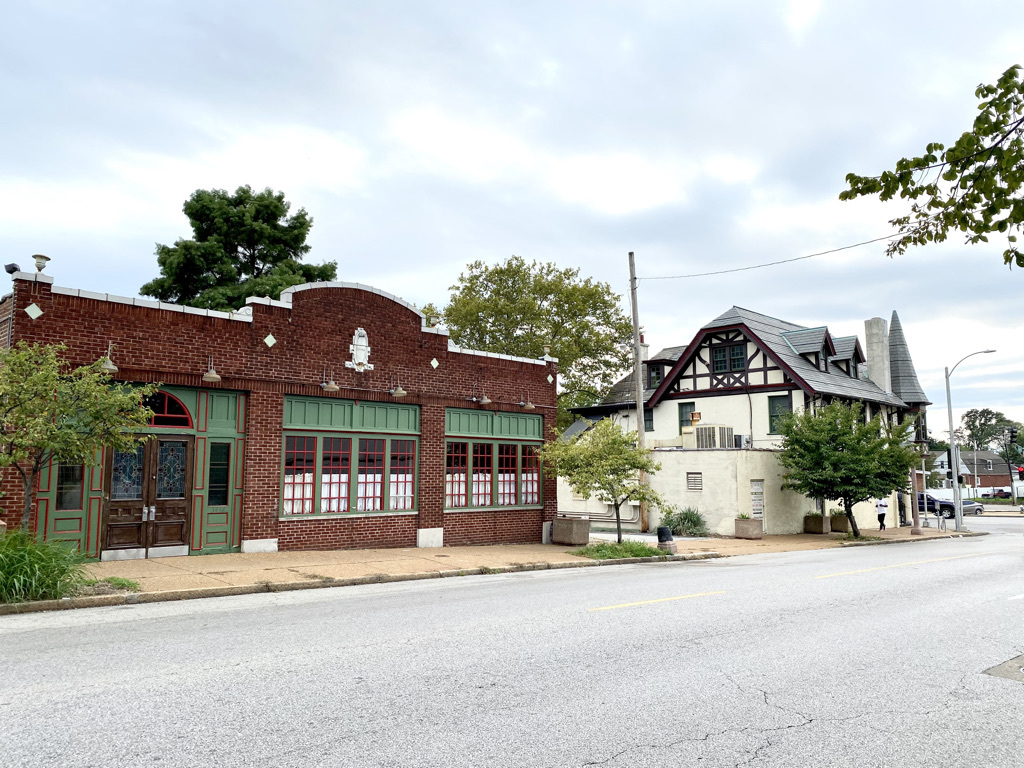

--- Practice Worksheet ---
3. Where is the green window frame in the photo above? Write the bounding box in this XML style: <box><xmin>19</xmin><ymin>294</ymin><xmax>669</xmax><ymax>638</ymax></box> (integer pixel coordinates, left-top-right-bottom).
<box><xmin>730</xmin><ymin>344</ymin><xmax>746</xmax><ymax>371</ymax></box>
<box><xmin>55</xmin><ymin>464</ymin><xmax>85</xmax><ymax>511</ymax></box>
<box><xmin>712</xmin><ymin>347</ymin><xmax>727</xmax><ymax>372</ymax></box>
<box><xmin>678</xmin><ymin>402</ymin><xmax>696</xmax><ymax>433</ymax></box>
<box><xmin>207</xmin><ymin>443</ymin><xmax>231</xmax><ymax>507</ymax></box>
<box><xmin>644</xmin><ymin>409</ymin><xmax>654</xmax><ymax>432</ymax></box>
<box><xmin>281</xmin><ymin>432</ymin><xmax>418</xmax><ymax>516</ymax></box>
<box><xmin>648</xmin><ymin>365</ymin><xmax>663</xmax><ymax>389</ymax></box>
<box><xmin>444</xmin><ymin>439</ymin><xmax>542</xmax><ymax>510</ymax></box>
<box><xmin>768</xmin><ymin>394</ymin><xmax>792</xmax><ymax>435</ymax></box>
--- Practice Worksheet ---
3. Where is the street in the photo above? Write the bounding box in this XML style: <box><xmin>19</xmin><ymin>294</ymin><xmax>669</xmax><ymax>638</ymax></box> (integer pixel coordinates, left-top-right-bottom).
<box><xmin>3</xmin><ymin>518</ymin><xmax>1023</xmax><ymax>768</ymax></box>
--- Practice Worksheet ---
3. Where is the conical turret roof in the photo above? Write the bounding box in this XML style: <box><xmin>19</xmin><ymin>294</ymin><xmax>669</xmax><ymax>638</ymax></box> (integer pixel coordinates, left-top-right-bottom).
<box><xmin>888</xmin><ymin>311</ymin><xmax>930</xmax><ymax>405</ymax></box>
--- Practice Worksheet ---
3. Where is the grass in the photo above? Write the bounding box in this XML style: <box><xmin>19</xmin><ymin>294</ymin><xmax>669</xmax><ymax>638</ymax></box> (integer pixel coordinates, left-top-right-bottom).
<box><xmin>571</xmin><ymin>541</ymin><xmax>666</xmax><ymax>560</ymax></box>
<box><xmin>659</xmin><ymin>506</ymin><xmax>709</xmax><ymax>537</ymax></box>
<box><xmin>840</xmin><ymin>533</ymin><xmax>883</xmax><ymax>542</ymax></box>
<box><xmin>0</xmin><ymin>529</ymin><xmax>88</xmax><ymax>603</ymax></box>
<box><xmin>79</xmin><ymin>576</ymin><xmax>142</xmax><ymax>594</ymax></box>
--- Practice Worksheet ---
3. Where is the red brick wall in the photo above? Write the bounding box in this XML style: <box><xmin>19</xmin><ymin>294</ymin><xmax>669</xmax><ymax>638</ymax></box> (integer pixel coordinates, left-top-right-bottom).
<box><xmin>3</xmin><ymin>276</ymin><xmax>559</xmax><ymax>549</ymax></box>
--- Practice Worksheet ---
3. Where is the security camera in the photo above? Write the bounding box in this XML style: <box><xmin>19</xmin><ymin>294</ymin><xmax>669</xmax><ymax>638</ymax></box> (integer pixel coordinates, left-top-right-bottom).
<box><xmin>4</xmin><ymin>264</ymin><xmax>20</xmax><ymax>275</ymax></box>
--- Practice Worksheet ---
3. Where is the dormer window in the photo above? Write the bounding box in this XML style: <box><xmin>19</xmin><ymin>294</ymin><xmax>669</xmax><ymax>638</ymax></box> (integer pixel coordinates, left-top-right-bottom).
<box><xmin>730</xmin><ymin>344</ymin><xmax>745</xmax><ymax>371</ymax></box>
<box><xmin>648</xmin><ymin>365</ymin><xmax>663</xmax><ymax>389</ymax></box>
<box><xmin>714</xmin><ymin>344</ymin><xmax>746</xmax><ymax>373</ymax></box>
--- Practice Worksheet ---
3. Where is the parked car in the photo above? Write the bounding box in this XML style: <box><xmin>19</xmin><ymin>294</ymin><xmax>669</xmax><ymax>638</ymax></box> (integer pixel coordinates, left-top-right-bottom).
<box><xmin>981</xmin><ymin>491</ymin><xmax>1012</xmax><ymax>499</ymax></box>
<box><xmin>916</xmin><ymin>492</ymin><xmax>983</xmax><ymax>519</ymax></box>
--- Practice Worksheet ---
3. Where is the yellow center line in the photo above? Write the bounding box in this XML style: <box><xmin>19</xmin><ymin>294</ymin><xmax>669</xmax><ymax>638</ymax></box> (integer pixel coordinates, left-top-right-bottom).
<box><xmin>816</xmin><ymin>553</ymin><xmax>985</xmax><ymax>579</ymax></box>
<box><xmin>589</xmin><ymin>590</ymin><xmax>726</xmax><ymax>612</ymax></box>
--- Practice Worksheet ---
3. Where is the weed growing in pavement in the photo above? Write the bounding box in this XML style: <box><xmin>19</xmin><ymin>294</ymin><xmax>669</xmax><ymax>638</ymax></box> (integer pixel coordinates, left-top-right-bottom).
<box><xmin>571</xmin><ymin>541</ymin><xmax>666</xmax><ymax>560</ymax></box>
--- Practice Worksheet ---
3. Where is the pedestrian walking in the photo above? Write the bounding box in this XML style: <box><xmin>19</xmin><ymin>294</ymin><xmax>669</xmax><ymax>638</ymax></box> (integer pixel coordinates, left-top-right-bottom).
<box><xmin>876</xmin><ymin>498</ymin><xmax>888</xmax><ymax>531</ymax></box>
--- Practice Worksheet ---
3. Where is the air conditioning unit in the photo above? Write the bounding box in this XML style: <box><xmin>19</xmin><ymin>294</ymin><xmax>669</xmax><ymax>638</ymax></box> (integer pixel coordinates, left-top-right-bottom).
<box><xmin>734</xmin><ymin>434</ymin><xmax>751</xmax><ymax>449</ymax></box>
<box><xmin>682</xmin><ymin>424</ymin><xmax>734</xmax><ymax>450</ymax></box>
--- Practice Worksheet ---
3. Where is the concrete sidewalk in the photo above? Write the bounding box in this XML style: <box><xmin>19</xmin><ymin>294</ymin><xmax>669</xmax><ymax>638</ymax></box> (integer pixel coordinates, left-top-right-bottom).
<box><xmin>0</xmin><ymin>525</ymin><xmax>984</xmax><ymax>615</ymax></box>
<box><xmin>85</xmin><ymin>524</ymin><xmax>973</xmax><ymax>594</ymax></box>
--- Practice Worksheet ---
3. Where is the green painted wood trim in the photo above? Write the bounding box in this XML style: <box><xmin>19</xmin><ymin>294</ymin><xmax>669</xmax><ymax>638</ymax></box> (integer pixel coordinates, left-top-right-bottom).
<box><xmin>445</xmin><ymin>408</ymin><xmax>542</xmax><ymax>438</ymax></box>
<box><xmin>283</xmin><ymin>396</ymin><xmax>420</xmax><ymax>434</ymax></box>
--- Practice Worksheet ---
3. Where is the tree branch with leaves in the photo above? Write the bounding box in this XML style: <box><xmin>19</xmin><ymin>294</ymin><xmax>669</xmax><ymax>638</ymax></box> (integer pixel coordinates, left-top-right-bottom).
<box><xmin>841</xmin><ymin>65</ymin><xmax>1024</xmax><ymax>267</ymax></box>
<box><xmin>0</xmin><ymin>343</ymin><xmax>158</xmax><ymax>531</ymax></box>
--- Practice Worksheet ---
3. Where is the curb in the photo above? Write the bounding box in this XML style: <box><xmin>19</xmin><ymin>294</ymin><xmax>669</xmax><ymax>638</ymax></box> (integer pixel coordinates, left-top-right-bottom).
<box><xmin>0</xmin><ymin>552</ymin><xmax>721</xmax><ymax>616</ymax></box>
<box><xmin>838</xmin><ymin>531</ymin><xmax>988</xmax><ymax>547</ymax></box>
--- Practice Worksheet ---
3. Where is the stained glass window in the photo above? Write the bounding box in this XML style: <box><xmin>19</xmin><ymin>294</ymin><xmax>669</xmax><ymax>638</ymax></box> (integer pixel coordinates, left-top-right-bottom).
<box><xmin>156</xmin><ymin>441</ymin><xmax>188</xmax><ymax>499</ymax></box>
<box><xmin>111</xmin><ymin>446</ymin><xmax>145</xmax><ymax>501</ymax></box>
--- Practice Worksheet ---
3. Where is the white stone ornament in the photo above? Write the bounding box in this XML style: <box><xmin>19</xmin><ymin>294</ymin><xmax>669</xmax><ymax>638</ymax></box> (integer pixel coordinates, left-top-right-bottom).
<box><xmin>264</xmin><ymin>334</ymin><xmax>277</xmax><ymax>348</ymax></box>
<box><xmin>24</xmin><ymin>303</ymin><xmax>43</xmax><ymax>320</ymax></box>
<box><xmin>346</xmin><ymin>328</ymin><xmax>374</xmax><ymax>372</ymax></box>
<box><xmin>430</xmin><ymin>358</ymin><xmax>439</xmax><ymax>369</ymax></box>
<box><xmin>547</xmin><ymin>374</ymin><xmax>554</xmax><ymax>384</ymax></box>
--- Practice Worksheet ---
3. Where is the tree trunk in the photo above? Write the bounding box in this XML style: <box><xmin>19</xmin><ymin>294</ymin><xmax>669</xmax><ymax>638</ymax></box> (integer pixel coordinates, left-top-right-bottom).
<box><xmin>845</xmin><ymin>498</ymin><xmax>860</xmax><ymax>538</ymax></box>
<box><xmin>614</xmin><ymin>501</ymin><xmax>623</xmax><ymax>544</ymax></box>
<box><xmin>20</xmin><ymin>472</ymin><xmax>35</xmax><ymax>532</ymax></box>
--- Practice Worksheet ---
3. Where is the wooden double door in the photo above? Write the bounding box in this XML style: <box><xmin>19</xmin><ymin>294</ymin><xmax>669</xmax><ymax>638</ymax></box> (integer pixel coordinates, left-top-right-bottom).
<box><xmin>102</xmin><ymin>436</ymin><xmax>194</xmax><ymax>560</ymax></box>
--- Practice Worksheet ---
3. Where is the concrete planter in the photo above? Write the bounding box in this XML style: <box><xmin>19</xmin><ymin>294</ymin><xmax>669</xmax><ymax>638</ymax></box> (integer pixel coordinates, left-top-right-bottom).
<box><xmin>829</xmin><ymin>515</ymin><xmax>850</xmax><ymax>533</ymax></box>
<box><xmin>552</xmin><ymin>516</ymin><xmax>591</xmax><ymax>546</ymax></box>
<box><xmin>803</xmin><ymin>515</ymin><xmax>831</xmax><ymax>534</ymax></box>
<box><xmin>734</xmin><ymin>518</ymin><xmax>763</xmax><ymax>540</ymax></box>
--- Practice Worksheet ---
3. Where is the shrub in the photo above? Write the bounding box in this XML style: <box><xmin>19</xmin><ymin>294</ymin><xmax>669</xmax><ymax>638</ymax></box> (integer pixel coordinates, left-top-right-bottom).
<box><xmin>571</xmin><ymin>541</ymin><xmax>665</xmax><ymax>559</ymax></box>
<box><xmin>0</xmin><ymin>530</ymin><xmax>87</xmax><ymax>603</ymax></box>
<box><xmin>659</xmin><ymin>506</ymin><xmax>709</xmax><ymax>537</ymax></box>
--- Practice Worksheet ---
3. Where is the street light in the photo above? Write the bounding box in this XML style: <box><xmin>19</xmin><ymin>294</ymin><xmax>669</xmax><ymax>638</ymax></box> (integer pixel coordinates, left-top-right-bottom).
<box><xmin>945</xmin><ymin>349</ymin><xmax>996</xmax><ymax>532</ymax></box>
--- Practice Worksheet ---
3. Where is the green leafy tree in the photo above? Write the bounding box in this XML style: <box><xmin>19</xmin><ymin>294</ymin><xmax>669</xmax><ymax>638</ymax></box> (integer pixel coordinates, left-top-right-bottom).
<box><xmin>776</xmin><ymin>400</ymin><xmax>920</xmax><ymax>538</ymax></box>
<box><xmin>141</xmin><ymin>186</ymin><xmax>336</xmax><ymax>311</ymax></box>
<box><xmin>840</xmin><ymin>65</ymin><xmax>1024</xmax><ymax>267</ymax></box>
<box><xmin>927</xmin><ymin>435</ymin><xmax>949</xmax><ymax>451</ymax></box>
<box><xmin>0</xmin><ymin>343</ymin><xmax>158</xmax><ymax>532</ymax></box>
<box><xmin>441</xmin><ymin>257</ymin><xmax>633</xmax><ymax>428</ymax></box>
<box><xmin>953</xmin><ymin>408</ymin><xmax>1015</xmax><ymax>449</ymax></box>
<box><xmin>539</xmin><ymin>418</ymin><xmax>669</xmax><ymax>543</ymax></box>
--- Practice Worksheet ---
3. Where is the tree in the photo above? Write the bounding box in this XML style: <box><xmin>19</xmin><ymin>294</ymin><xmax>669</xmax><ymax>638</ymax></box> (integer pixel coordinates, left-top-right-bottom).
<box><xmin>0</xmin><ymin>343</ymin><xmax>158</xmax><ymax>531</ymax></box>
<box><xmin>927</xmin><ymin>435</ymin><xmax>949</xmax><ymax>451</ymax></box>
<box><xmin>840</xmin><ymin>65</ymin><xmax>1024</xmax><ymax>267</ymax></box>
<box><xmin>775</xmin><ymin>400</ymin><xmax>920</xmax><ymax>538</ymax></box>
<box><xmin>141</xmin><ymin>186</ymin><xmax>337</xmax><ymax>311</ymax></box>
<box><xmin>539</xmin><ymin>418</ymin><xmax>669</xmax><ymax>544</ymax></box>
<box><xmin>441</xmin><ymin>257</ymin><xmax>633</xmax><ymax>428</ymax></box>
<box><xmin>953</xmin><ymin>408</ymin><xmax>1014</xmax><ymax>449</ymax></box>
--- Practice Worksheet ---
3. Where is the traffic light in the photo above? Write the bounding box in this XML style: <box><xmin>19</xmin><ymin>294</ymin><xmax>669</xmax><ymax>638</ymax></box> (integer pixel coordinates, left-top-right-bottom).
<box><xmin>1011</xmin><ymin>427</ymin><xmax>1019</xmax><ymax>443</ymax></box>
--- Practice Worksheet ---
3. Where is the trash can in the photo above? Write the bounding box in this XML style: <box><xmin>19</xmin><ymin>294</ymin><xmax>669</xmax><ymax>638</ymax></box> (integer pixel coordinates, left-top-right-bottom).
<box><xmin>657</xmin><ymin>525</ymin><xmax>673</xmax><ymax>542</ymax></box>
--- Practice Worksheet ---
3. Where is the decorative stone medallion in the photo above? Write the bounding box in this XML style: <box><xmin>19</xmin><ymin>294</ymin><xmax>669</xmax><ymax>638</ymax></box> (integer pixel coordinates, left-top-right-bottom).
<box><xmin>346</xmin><ymin>328</ymin><xmax>374</xmax><ymax>372</ymax></box>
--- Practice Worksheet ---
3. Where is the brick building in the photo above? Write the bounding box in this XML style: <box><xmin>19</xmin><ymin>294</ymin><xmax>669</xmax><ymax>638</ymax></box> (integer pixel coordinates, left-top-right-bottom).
<box><xmin>0</xmin><ymin>264</ymin><xmax>558</xmax><ymax>559</ymax></box>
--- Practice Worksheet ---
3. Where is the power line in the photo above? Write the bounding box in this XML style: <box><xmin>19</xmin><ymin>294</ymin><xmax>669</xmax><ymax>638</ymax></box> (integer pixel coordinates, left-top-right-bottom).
<box><xmin>639</xmin><ymin>233</ymin><xmax>900</xmax><ymax>281</ymax></box>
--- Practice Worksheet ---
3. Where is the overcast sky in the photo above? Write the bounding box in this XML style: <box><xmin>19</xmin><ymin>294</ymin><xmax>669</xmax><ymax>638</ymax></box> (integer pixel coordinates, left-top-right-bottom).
<box><xmin>2</xmin><ymin>1</ymin><xmax>1022</xmax><ymax>437</ymax></box>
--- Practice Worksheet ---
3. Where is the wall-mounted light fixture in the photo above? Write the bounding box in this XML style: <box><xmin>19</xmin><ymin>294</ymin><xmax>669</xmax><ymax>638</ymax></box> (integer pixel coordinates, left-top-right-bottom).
<box><xmin>390</xmin><ymin>375</ymin><xmax>407</xmax><ymax>398</ymax></box>
<box><xmin>202</xmin><ymin>355</ymin><xmax>221</xmax><ymax>383</ymax></box>
<box><xmin>467</xmin><ymin>385</ymin><xmax>491</xmax><ymax>406</ymax></box>
<box><xmin>101</xmin><ymin>342</ymin><xmax>119</xmax><ymax>375</ymax></box>
<box><xmin>321</xmin><ymin>366</ymin><xmax>340</xmax><ymax>392</ymax></box>
<box><xmin>518</xmin><ymin>393</ymin><xmax>535</xmax><ymax>410</ymax></box>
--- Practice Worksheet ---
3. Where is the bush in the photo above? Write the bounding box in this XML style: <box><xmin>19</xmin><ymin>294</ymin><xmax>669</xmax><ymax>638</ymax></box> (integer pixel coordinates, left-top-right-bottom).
<box><xmin>0</xmin><ymin>529</ymin><xmax>87</xmax><ymax>603</ymax></box>
<box><xmin>571</xmin><ymin>541</ymin><xmax>665</xmax><ymax>559</ymax></box>
<box><xmin>659</xmin><ymin>506</ymin><xmax>709</xmax><ymax>537</ymax></box>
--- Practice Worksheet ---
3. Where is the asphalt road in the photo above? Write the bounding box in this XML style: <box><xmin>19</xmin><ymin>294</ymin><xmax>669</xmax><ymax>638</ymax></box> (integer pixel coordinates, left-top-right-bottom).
<box><xmin>3</xmin><ymin>518</ymin><xmax>1024</xmax><ymax>768</ymax></box>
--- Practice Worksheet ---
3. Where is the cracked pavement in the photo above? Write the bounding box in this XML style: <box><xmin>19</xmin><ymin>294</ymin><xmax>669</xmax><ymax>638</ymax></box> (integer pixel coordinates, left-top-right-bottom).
<box><xmin>2</xmin><ymin>517</ymin><xmax>1023</xmax><ymax>767</ymax></box>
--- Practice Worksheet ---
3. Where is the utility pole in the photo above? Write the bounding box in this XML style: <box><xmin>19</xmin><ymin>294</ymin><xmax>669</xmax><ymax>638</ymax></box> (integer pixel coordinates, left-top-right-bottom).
<box><xmin>628</xmin><ymin>252</ymin><xmax>649</xmax><ymax>532</ymax></box>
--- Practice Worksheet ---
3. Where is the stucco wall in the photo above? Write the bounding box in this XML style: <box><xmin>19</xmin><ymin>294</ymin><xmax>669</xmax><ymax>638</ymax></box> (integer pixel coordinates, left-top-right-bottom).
<box><xmin>556</xmin><ymin>446</ymin><xmax>899</xmax><ymax>536</ymax></box>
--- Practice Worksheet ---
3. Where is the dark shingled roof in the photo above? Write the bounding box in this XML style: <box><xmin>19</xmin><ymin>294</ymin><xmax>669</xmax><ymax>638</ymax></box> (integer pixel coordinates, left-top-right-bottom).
<box><xmin>781</xmin><ymin>327</ymin><xmax>830</xmax><ymax>355</ymax></box>
<box><xmin>698</xmin><ymin>307</ymin><xmax>906</xmax><ymax>407</ymax></box>
<box><xmin>831</xmin><ymin>335</ymin><xmax>860</xmax><ymax>360</ymax></box>
<box><xmin>888</xmin><ymin>311</ymin><xmax>930</xmax><ymax>405</ymax></box>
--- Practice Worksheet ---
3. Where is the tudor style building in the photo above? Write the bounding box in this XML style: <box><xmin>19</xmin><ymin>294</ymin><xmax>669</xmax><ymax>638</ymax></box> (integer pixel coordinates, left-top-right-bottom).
<box><xmin>563</xmin><ymin>306</ymin><xmax>930</xmax><ymax>535</ymax></box>
<box><xmin>0</xmin><ymin>263</ymin><xmax>558</xmax><ymax>559</ymax></box>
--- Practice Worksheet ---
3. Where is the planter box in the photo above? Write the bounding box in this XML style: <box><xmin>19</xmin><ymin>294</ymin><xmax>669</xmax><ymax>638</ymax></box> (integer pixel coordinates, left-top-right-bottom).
<box><xmin>734</xmin><ymin>518</ymin><xmax>763</xmax><ymax>540</ymax></box>
<box><xmin>552</xmin><ymin>516</ymin><xmax>591</xmax><ymax>546</ymax></box>
<box><xmin>803</xmin><ymin>515</ymin><xmax>831</xmax><ymax>534</ymax></box>
<box><xmin>829</xmin><ymin>515</ymin><xmax>850</xmax><ymax>533</ymax></box>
